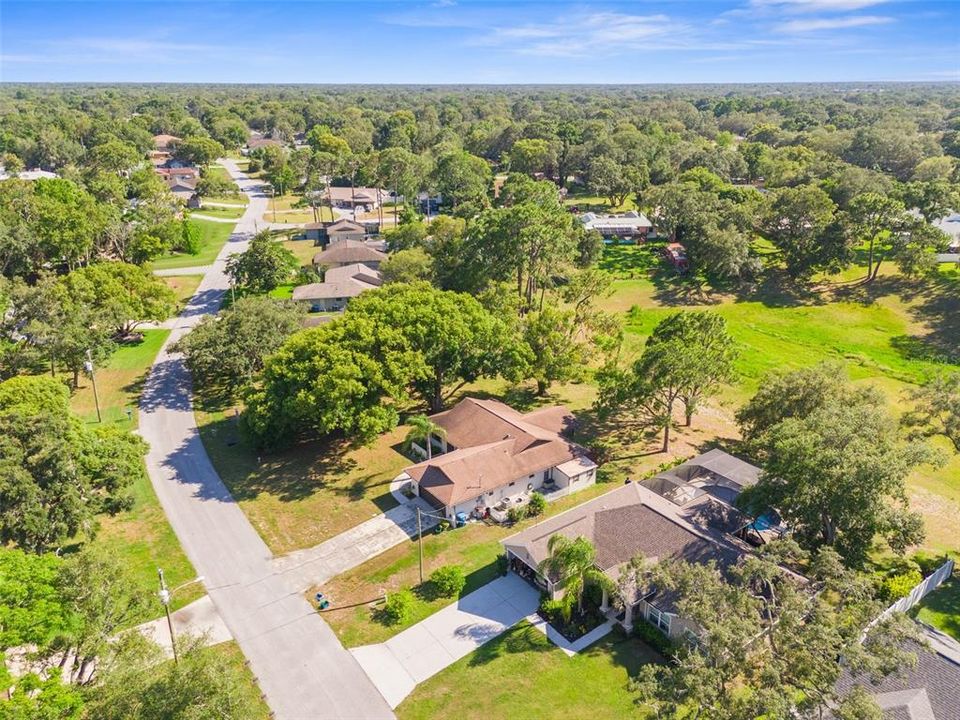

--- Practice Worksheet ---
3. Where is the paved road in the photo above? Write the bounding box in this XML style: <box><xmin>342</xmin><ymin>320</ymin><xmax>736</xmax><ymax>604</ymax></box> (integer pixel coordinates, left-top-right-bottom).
<box><xmin>139</xmin><ymin>159</ymin><xmax>394</xmax><ymax>720</ymax></box>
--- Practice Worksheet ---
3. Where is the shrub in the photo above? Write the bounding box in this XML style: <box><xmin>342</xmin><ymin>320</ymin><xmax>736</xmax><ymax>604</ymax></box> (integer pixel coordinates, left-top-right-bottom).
<box><xmin>429</xmin><ymin>565</ymin><xmax>467</xmax><ymax>598</ymax></box>
<box><xmin>528</xmin><ymin>492</ymin><xmax>546</xmax><ymax>517</ymax></box>
<box><xmin>880</xmin><ymin>570</ymin><xmax>923</xmax><ymax>602</ymax></box>
<box><xmin>382</xmin><ymin>588</ymin><xmax>414</xmax><ymax>625</ymax></box>
<box><xmin>496</xmin><ymin>554</ymin><xmax>509</xmax><ymax>576</ymax></box>
<box><xmin>634</xmin><ymin>618</ymin><xmax>676</xmax><ymax>657</ymax></box>
<box><xmin>507</xmin><ymin>506</ymin><xmax>528</xmax><ymax>524</ymax></box>
<box><xmin>540</xmin><ymin>597</ymin><xmax>569</xmax><ymax>626</ymax></box>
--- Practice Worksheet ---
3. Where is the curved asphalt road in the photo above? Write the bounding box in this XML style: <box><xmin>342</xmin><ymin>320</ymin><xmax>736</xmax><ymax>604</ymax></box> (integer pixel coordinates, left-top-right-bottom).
<box><xmin>139</xmin><ymin>160</ymin><xmax>394</xmax><ymax>720</ymax></box>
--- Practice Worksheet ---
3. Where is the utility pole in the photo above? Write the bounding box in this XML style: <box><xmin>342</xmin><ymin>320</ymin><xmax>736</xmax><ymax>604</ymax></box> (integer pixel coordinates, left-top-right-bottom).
<box><xmin>156</xmin><ymin>569</ymin><xmax>204</xmax><ymax>665</ymax></box>
<box><xmin>417</xmin><ymin>506</ymin><xmax>424</xmax><ymax>584</ymax></box>
<box><xmin>84</xmin><ymin>349</ymin><xmax>101</xmax><ymax>423</ymax></box>
<box><xmin>157</xmin><ymin>568</ymin><xmax>178</xmax><ymax>665</ymax></box>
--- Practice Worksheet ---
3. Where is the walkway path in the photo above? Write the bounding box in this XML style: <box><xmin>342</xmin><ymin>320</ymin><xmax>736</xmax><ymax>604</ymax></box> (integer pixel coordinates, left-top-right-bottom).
<box><xmin>138</xmin><ymin>159</ymin><xmax>393</xmax><ymax>719</ymax></box>
<box><xmin>273</xmin><ymin>497</ymin><xmax>439</xmax><ymax>591</ymax></box>
<box><xmin>135</xmin><ymin>596</ymin><xmax>232</xmax><ymax>658</ymax></box>
<box><xmin>350</xmin><ymin>573</ymin><xmax>540</xmax><ymax>708</ymax></box>
<box><xmin>187</xmin><ymin>212</ymin><xmax>238</xmax><ymax>223</ymax></box>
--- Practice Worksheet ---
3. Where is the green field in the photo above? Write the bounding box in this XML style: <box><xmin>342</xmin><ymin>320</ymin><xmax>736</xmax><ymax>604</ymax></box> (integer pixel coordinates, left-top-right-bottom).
<box><xmin>192</xmin><ymin>204</ymin><xmax>245</xmax><ymax>220</ymax></box>
<box><xmin>149</xmin><ymin>218</ymin><xmax>234</xmax><ymax>270</ymax></box>
<box><xmin>397</xmin><ymin>622</ymin><xmax>660</xmax><ymax>720</ymax></box>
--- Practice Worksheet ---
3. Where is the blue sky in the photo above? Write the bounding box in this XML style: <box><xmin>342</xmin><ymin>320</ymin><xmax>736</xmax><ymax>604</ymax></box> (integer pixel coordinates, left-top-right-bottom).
<box><xmin>1</xmin><ymin>0</ymin><xmax>957</xmax><ymax>84</ymax></box>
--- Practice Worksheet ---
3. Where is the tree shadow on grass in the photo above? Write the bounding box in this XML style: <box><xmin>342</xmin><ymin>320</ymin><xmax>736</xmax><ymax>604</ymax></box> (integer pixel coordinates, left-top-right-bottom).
<box><xmin>466</xmin><ymin>623</ymin><xmax>556</xmax><ymax>667</ymax></box>
<box><xmin>834</xmin><ymin>274</ymin><xmax>960</xmax><ymax>366</ymax></box>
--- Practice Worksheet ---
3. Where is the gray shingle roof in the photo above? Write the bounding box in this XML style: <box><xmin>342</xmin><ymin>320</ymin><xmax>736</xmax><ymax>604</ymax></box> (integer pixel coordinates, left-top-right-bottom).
<box><xmin>835</xmin><ymin>627</ymin><xmax>960</xmax><ymax>720</ymax></box>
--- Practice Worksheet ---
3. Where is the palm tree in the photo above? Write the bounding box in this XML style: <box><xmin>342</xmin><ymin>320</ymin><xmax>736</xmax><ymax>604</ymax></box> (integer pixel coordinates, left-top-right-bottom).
<box><xmin>538</xmin><ymin>535</ymin><xmax>614</xmax><ymax>622</ymax></box>
<box><xmin>405</xmin><ymin>414</ymin><xmax>446</xmax><ymax>460</ymax></box>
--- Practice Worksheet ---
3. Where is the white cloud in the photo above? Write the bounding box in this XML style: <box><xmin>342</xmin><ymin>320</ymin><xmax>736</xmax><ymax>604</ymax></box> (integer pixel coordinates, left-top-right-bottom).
<box><xmin>751</xmin><ymin>0</ymin><xmax>890</xmax><ymax>10</ymax></box>
<box><xmin>472</xmin><ymin>12</ymin><xmax>688</xmax><ymax>57</ymax></box>
<box><xmin>776</xmin><ymin>15</ymin><xmax>894</xmax><ymax>32</ymax></box>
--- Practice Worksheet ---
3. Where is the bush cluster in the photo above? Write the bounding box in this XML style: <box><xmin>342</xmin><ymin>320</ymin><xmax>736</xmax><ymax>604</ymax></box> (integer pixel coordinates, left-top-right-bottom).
<box><xmin>430</xmin><ymin>565</ymin><xmax>467</xmax><ymax>598</ymax></box>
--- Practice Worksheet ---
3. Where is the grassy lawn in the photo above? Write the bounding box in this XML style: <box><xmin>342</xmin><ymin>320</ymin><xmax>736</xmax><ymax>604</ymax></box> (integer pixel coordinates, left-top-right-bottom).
<box><xmin>89</xmin><ymin>470</ymin><xmax>204</xmax><ymax>620</ymax></box>
<box><xmin>282</xmin><ymin>237</ymin><xmax>319</xmax><ymax>267</ymax></box>
<box><xmin>191</xmin><ymin>204</ymin><xmax>245</xmax><ymax>220</ymax></box>
<box><xmin>563</xmin><ymin>191</ymin><xmax>639</xmax><ymax>214</ymax></box>
<box><xmin>149</xmin><ymin>219</ymin><xmax>233</xmax><ymax>270</ymax></box>
<box><xmin>70</xmin><ymin>329</ymin><xmax>170</xmax><ymax>428</ymax></box>
<box><xmin>263</xmin><ymin>208</ymin><xmax>334</xmax><ymax>224</ymax></box>
<box><xmin>202</xmin><ymin>193</ymin><xmax>248</xmax><ymax>206</ymax></box>
<box><xmin>195</xmin><ymin>403</ymin><xmax>407</xmax><ymax>555</ymax></box>
<box><xmin>203</xmin><ymin>164</ymin><xmax>232</xmax><ymax>183</ymax></box>
<box><xmin>397</xmin><ymin>622</ymin><xmax>660</xmax><ymax>720</ymax></box>
<box><xmin>162</xmin><ymin>274</ymin><xmax>203</xmax><ymax>313</ymax></box>
<box><xmin>65</xmin><ymin>329</ymin><xmax>203</xmax><ymax>622</ymax></box>
<box><xmin>912</xmin><ymin>574</ymin><xmax>960</xmax><ymax>641</ymax></box>
<box><xmin>319</xmin><ymin>479</ymin><xmax>622</xmax><ymax>648</ymax></box>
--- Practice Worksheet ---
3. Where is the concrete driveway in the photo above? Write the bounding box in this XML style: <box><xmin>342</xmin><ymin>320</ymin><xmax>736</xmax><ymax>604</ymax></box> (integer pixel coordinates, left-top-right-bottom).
<box><xmin>273</xmin><ymin>497</ymin><xmax>439</xmax><ymax>591</ymax></box>
<box><xmin>351</xmin><ymin>573</ymin><xmax>540</xmax><ymax>708</ymax></box>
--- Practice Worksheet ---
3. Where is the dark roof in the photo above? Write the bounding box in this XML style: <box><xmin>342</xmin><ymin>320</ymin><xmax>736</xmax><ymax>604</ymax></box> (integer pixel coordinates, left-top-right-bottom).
<box><xmin>835</xmin><ymin>627</ymin><xmax>960</xmax><ymax>720</ymax></box>
<box><xmin>502</xmin><ymin>482</ymin><xmax>746</xmax><ymax>613</ymax></box>
<box><xmin>642</xmin><ymin>449</ymin><xmax>760</xmax><ymax>507</ymax></box>
<box><xmin>312</xmin><ymin>240</ymin><xmax>386</xmax><ymax>266</ymax></box>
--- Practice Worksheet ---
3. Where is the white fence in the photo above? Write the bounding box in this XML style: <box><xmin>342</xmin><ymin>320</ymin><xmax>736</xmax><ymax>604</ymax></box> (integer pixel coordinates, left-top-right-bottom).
<box><xmin>863</xmin><ymin>558</ymin><xmax>955</xmax><ymax>637</ymax></box>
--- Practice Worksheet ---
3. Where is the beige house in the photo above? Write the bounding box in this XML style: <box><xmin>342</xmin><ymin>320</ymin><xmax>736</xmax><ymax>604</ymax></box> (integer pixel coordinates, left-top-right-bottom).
<box><xmin>312</xmin><ymin>239</ymin><xmax>386</xmax><ymax>269</ymax></box>
<box><xmin>291</xmin><ymin>263</ymin><xmax>382</xmax><ymax>312</ymax></box>
<box><xmin>327</xmin><ymin>186</ymin><xmax>388</xmax><ymax>210</ymax></box>
<box><xmin>304</xmin><ymin>218</ymin><xmax>367</xmax><ymax>245</ymax></box>
<box><xmin>401</xmin><ymin>398</ymin><xmax>597</xmax><ymax>522</ymax></box>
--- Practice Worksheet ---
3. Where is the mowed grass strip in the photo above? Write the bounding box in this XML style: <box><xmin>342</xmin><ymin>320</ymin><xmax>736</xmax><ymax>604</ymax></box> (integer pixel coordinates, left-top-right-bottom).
<box><xmin>66</xmin><ymin>329</ymin><xmax>203</xmax><ymax>622</ymax></box>
<box><xmin>70</xmin><ymin>329</ymin><xmax>170</xmax><ymax>428</ymax></box>
<box><xmin>149</xmin><ymin>218</ymin><xmax>234</xmax><ymax>270</ymax></box>
<box><xmin>397</xmin><ymin>622</ymin><xmax>661</xmax><ymax>720</ymax></box>
<box><xmin>192</xmin><ymin>204</ymin><xmax>245</xmax><ymax>220</ymax></box>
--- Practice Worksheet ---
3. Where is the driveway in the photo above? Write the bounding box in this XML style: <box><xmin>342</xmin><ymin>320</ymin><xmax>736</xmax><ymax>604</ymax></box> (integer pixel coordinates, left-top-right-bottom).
<box><xmin>350</xmin><ymin>573</ymin><xmax>540</xmax><ymax>708</ymax></box>
<box><xmin>138</xmin><ymin>159</ymin><xmax>394</xmax><ymax>719</ymax></box>
<box><xmin>274</xmin><ymin>497</ymin><xmax>439</xmax><ymax>591</ymax></box>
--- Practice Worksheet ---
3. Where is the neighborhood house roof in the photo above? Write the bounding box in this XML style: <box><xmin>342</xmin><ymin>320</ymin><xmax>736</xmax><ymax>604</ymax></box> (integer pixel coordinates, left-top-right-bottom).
<box><xmin>153</xmin><ymin>134</ymin><xmax>181</xmax><ymax>148</ymax></box>
<box><xmin>406</xmin><ymin>398</ymin><xmax>591</xmax><ymax>508</ymax></box>
<box><xmin>291</xmin><ymin>264</ymin><xmax>382</xmax><ymax>302</ymax></box>
<box><xmin>834</xmin><ymin>626</ymin><xmax>960</xmax><ymax>720</ymax></box>
<box><xmin>305</xmin><ymin>218</ymin><xmax>366</xmax><ymax>233</ymax></box>
<box><xmin>312</xmin><ymin>240</ymin><xmax>387</xmax><ymax>266</ymax></box>
<box><xmin>327</xmin><ymin>187</ymin><xmax>387</xmax><ymax>203</ymax></box>
<box><xmin>502</xmin><ymin>481</ymin><xmax>745</xmax><ymax>612</ymax></box>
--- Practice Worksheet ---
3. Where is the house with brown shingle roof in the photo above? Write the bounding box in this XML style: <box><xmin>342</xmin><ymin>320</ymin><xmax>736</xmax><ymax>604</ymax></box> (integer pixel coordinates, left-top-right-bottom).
<box><xmin>291</xmin><ymin>263</ymin><xmax>382</xmax><ymax>312</ymax></box>
<box><xmin>152</xmin><ymin>134</ymin><xmax>181</xmax><ymax>152</ymax></box>
<box><xmin>401</xmin><ymin>398</ymin><xmax>597</xmax><ymax>523</ymax></box>
<box><xmin>304</xmin><ymin>218</ymin><xmax>368</xmax><ymax>245</ymax></box>
<box><xmin>502</xmin><ymin>450</ymin><xmax>773</xmax><ymax>639</ymax></box>
<box><xmin>312</xmin><ymin>239</ymin><xmax>387</xmax><ymax>270</ymax></box>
